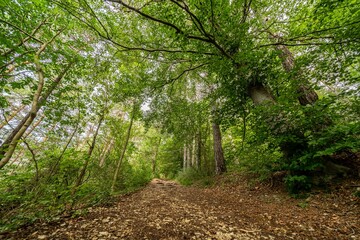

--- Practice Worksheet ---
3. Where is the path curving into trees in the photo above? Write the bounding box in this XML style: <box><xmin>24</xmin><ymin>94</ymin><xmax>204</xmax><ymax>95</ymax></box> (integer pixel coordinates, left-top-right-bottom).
<box><xmin>3</xmin><ymin>178</ymin><xmax>359</xmax><ymax>239</ymax></box>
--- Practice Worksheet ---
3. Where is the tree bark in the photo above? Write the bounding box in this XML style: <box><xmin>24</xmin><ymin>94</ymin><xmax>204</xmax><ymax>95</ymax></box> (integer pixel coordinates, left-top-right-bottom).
<box><xmin>212</xmin><ymin>122</ymin><xmax>226</xmax><ymax>175</ymax></box>
<box><xmin>111</xmin><ymin>103</ymin><xmax>136</xmax><ymax>193</ymax></box>
<box><xmin>0</xmin><ymin>45</ymin><xmax>47</xmax><ymax>168</ymax></box>
<box><xmin>273</xmin><ymin>40</ymin><xmax>318</xmax><ymax>106</ymax></box>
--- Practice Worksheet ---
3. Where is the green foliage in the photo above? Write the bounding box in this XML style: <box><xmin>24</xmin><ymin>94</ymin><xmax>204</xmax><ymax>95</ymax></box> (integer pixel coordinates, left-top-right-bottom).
<box><xmin>0</xmin><ymin>147</ymin><xmax>111</xmax><ymax>232</ymax></box>
<box><xmin>242</xmin><ymin>92</ymin><xmax>359</xmax><ymax>192</ymax></box>
<box><xmin>176</xmin><ymin>168</ymin><xmax>213</xmax><ymax>187</ymax></box>
<box><xmin>1</xmin><ymin>0</ymin><xmax>359</xmax><ymax>232</ymax></box>
<box><xmin>120</xmin><ymin>160</ymin><xmax>152</xmax><ymax>193</ymax></box>
<box><xmin>354</xmin><ymin>189</ymin><xmax>360</xmax><ymax>198</ymax></box>
<box><xmin>284</xmin><ymin>175</ymin><xmax>312</xmax><ymax>194</ymax></box>
<box><xmin>156</xmin><ymin>137</ymin><xmax>183</xmax><ymax>179</ymax></box>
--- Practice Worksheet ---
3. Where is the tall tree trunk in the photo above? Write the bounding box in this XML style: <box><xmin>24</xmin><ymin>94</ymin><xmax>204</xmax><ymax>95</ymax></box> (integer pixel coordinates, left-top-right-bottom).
<box><xmin>212</xmin><ymin>122</ymin><xmax>226</xmax><ymax>175</ymax></box>
<box><xmin>203</xmin><ymin>121</ymin><xmax>211</xmax><ymax>174</ymax></box>
<box><xmin>111</xmin><ymin>103</ymin><xmax>136</xmax><ymax>193</ymax></box>
<box><xmin>0</xmin><ymin>45</ymin><xmax>46</xmax><ymax>168</ymax></box>
<box><xmin>273</xmin><ymin>44</ymin><xmax>319</xmax><ymax>106</ymax></box>
<box><xmin>191</xmin><ymin>137</ymin><xmax>196</xmax><ymax>167</ymax></box>
<box><xmin>183</xmin><ymin>144</ymin><xmax>187</xmax><ymax>169</ymax></box>
<box><xmin>253</xmin><ymin>10</ymin><xmax>319</xmax><ymax>106</ymax></box>
<box><xmin>186</xmin><ymin>143</ymin><xmax>191</xmax><ymax>168</ymax></box>
<box><xmin>272</xmin><ymin>37</ymin><xmax>318</xmax><ymax>105</ymax></box>
<box><xmin>196</xmin><ymin>131</ymin><xmax>201</xmax><ymax>169</ymax></box>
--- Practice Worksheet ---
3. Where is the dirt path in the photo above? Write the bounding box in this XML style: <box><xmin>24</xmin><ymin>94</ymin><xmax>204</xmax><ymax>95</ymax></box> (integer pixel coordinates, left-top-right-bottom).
<box><xmin>2</xmin><ymin>178</ymin><xmax>360</xmax><ymax>239</ymax></box>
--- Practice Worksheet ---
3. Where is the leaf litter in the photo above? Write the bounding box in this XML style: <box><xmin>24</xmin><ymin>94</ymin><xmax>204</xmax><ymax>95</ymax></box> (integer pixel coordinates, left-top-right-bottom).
<box><xmin>1</xmin><ymin>178</ymin><xmax>359</xmax><ymax>239</ymax></box>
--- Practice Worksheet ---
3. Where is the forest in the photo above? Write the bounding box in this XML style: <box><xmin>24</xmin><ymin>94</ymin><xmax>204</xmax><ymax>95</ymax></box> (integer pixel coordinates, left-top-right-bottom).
<box><xmin>0</xmin><ymin>0</ymin><xmax>359</xmax><ymax>238</ymax></box>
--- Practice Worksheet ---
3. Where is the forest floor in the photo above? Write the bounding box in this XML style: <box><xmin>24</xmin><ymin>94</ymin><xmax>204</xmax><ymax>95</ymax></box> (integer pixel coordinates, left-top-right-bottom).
<box><xmin>1</xmin><ymin>176</ymin><xmax>360</xmax><ymax>240</ymax></box>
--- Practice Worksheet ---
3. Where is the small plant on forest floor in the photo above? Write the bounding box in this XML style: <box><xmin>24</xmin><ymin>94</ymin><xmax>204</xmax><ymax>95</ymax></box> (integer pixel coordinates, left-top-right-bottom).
<box><xmin>297</xmin><ymin>200</ymin><xmax>308</xmax><ymax>209</ymax></box>
<box><xmin>354</xmin><ymin>189</ymin><xmax>360</xmax><ymax>198</ymax></box>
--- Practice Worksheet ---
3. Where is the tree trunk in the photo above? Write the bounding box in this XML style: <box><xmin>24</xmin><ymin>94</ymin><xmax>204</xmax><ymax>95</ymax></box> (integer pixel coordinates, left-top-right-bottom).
<box><xmin>296</xmin><ymin>84</ymin><xmax>319</xmax><ymax>106</ymax></box>
<box><xmin>183</xmin><ymin>144</ymin><xmax>187</xmax><ymax>169</ymax></box>
<box><xmin>203</xmin><ymin>121</ymin><xmax>212</xmax><ymax>174</ymax></box>
<box><xmin>186</xmin><ymin>143</ymin><xmax>191</xmax><ymax>168</ymax></box>
<box><xmin>196</xmin><ymin>131</ymin><xmax>201</xmax><ymax>169</ymax></box>
<box><xmin>152</xmin><ymin>137</ymin><xmax>161</xmax><ymax>176</ymax></box>
<box><xmin>0</xmin><ymin>46</ymin><xmax>46</xmax><ymax>169</ymax></box>
<box><xmin>212</xmin><ymin>122</ymin><xmax>226</xmax><ymax>175</ymax></box>
<box><xmin>111</xmin><ymin>103</ymin><xmax>136</xmax><ymax>193</ymax></box>
<box><xmin>73</xmin><ymin>114</ymin><xmax>103</xmax><ymax>193</ymax></box>
<box><xmin>274</xmin><ymin>41</ymin><xmax>318</xmax><ymax>105</ymax></box>
<box><xmin>191</xmin><ymin>137</ymin><xmax>196</xmax><ymax>167</ymax></box>
<box><xmin>99</xmin><ymin>138</ymin><xmax>114</xmax><ymax>167</ymax></box>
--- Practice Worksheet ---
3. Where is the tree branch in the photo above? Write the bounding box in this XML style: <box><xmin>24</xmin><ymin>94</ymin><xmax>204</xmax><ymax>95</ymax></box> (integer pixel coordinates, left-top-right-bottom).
<box><xmin>156</xmin><ymin>63</ymin><xmax>207</xmax><ymax>88</ymax></box>
<box><xmin>56</xmin><ymin>1</ymin><xmax>217</xmax><ymax>57</ymax></box>
<box><xmin>106</xmin><ymin>0</ymin><xmax>212</xmax><ymax>43</ymax></box>
<box><xmin>168</xmin><ymin>0</ymin><xmax>233</xmax><ymax>60</ymax></box>
<box><xmin>0</xmin><ymin>19</ymin><xmax>44</xmax><ymax>46</ymax></box>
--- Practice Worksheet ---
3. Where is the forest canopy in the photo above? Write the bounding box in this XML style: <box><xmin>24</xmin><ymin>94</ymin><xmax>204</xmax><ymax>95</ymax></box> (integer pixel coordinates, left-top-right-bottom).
<box><xmin>0</xmin><ymin>0</ymin><xmax>359</xmax><ymax>232</ymax></box>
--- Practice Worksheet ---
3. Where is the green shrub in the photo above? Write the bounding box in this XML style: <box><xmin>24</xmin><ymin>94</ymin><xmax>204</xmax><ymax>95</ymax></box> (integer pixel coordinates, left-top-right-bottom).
<box><xmin>176</xmin><ymin>168</ymin><xmax>212</xmax><ymax>186</ymax></box>
<box><xmin>284</xmin><ymin>175</ymin><xmax>312</xmax><ymax>194</ymax></box>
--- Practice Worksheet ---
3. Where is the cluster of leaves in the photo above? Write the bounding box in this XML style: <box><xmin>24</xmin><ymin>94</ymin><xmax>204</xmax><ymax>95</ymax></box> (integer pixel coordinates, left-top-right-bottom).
<box><xmin>1</xmin><ymin>0</ymin><xmax>359</xmax><ymax>233</ymax></box>
<box><xmin>0</xmin><ymin>148</ymin><xmax>105</xmax><ymax>232</ymax></box>
<box><xmin>225</xmin><ymin>92</ymin><xmax>359</xmax><ymax>193</ymax></box>
<box><xmin>176</xmin><ymin>168</ymin><xmax>214</xmax><ymax>187</ymax></box>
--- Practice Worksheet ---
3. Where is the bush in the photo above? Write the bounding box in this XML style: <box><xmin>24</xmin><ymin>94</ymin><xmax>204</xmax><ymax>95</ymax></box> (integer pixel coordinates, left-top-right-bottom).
<box><xmin>284</xmin><ymin>175</ymin><xmax>312</xmax><ymax>194</ymax></box>
<box><xmin>176</xmin><ymin>168</ymin><xmax>212</xmax><ymax>186</ymax></box>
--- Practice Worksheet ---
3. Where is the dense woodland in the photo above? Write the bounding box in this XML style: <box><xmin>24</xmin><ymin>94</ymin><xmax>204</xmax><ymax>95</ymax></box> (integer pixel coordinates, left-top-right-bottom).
<box><xmin>0</xmin><ymin>0</ymin><xmax>359</xmax><ymax>232</ymax></box>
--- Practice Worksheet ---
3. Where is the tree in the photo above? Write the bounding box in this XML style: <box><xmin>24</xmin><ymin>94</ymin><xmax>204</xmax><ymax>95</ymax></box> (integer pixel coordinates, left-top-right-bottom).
<box><xmin>111</xmin><ymin>101</ymin><xmax>137</xmax><ymax>192</ymax></box>
<box><xmin>212</xmin><ymin>122</ymin><xmax>226</xmax><ymax>175</ymax></box>
<box><xmin>0</xmin><ymin>7</ymin><xmax>77</xmax><ymax>168</ymax></box>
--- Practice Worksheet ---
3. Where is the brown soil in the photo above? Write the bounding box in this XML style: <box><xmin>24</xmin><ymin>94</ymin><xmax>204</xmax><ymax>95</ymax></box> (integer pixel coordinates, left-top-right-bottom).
<box><xmin>1</xmin><ymin>177</ymin><xmax>360</xmax><ymax>240</ymax></box>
